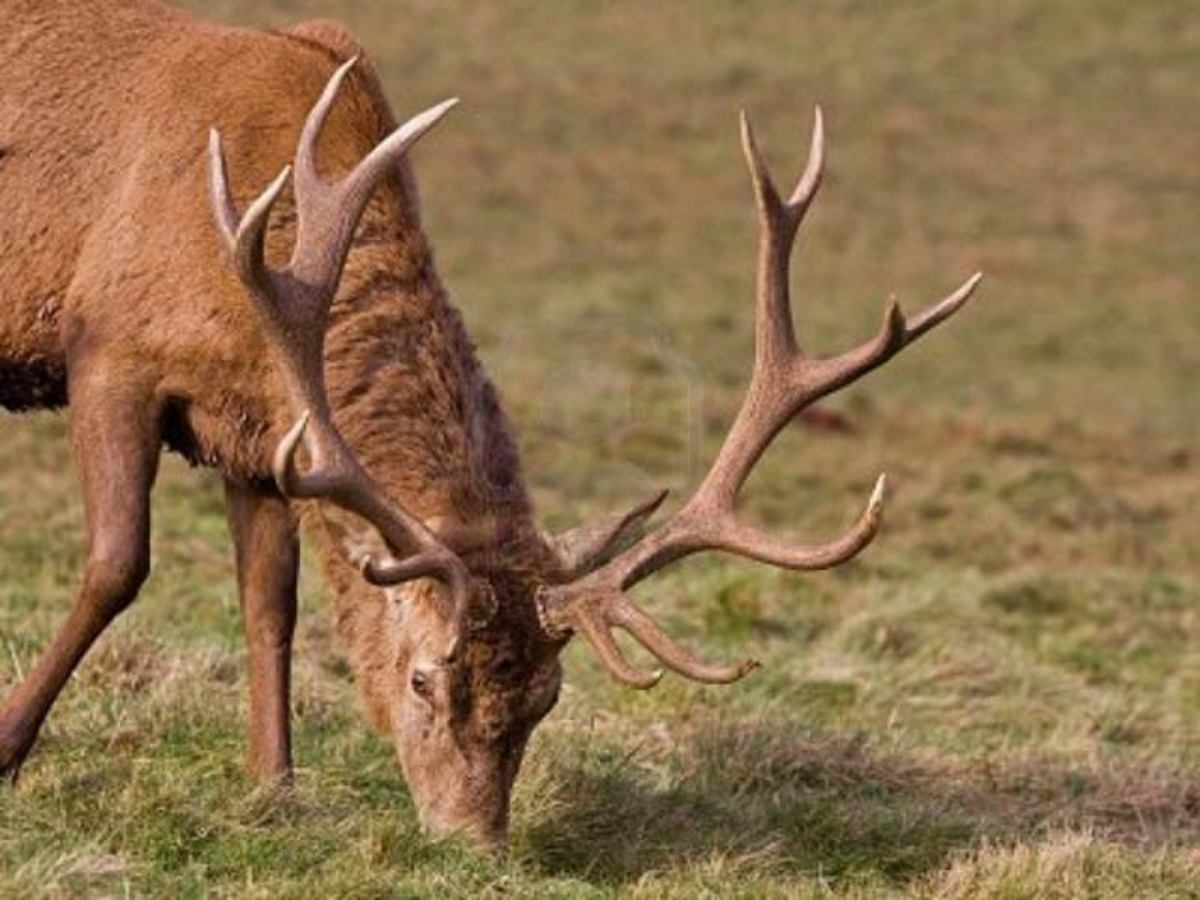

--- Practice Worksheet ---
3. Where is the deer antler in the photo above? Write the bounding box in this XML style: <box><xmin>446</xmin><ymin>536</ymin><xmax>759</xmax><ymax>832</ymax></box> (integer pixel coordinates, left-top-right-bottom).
<box><xmin>537</xmin><ymin>108</ymin><xmax>982</xmax><ymax>688</ymax></box>
<box><xmin>208</xmin><ymin>58</ymin><xmax>470</xmax><ymax>617</ymax></box>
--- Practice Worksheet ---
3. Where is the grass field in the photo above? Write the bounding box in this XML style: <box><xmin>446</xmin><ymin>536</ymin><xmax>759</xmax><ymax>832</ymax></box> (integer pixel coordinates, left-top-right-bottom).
<box><xmin>2</xmin><ymin>0</ymin><xmax>1198</xmax><ymax>896</ymax></box>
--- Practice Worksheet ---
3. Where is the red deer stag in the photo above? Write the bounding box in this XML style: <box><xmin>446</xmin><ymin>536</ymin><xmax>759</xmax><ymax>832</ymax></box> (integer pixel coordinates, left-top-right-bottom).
<box><xmin>0</xmin><ymin>0</ymin><xmax>981</xmax><ymax>849</ymax></box>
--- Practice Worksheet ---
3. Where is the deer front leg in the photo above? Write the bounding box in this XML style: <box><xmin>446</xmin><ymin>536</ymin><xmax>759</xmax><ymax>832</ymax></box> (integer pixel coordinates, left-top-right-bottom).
<box><xmin>0</xmin><ymin>374</ymin><xmax>160</xmax><ymax>780</ymax></box>
<box><xmin>224</xmin><ymin>479</ymin><xmax>299</xmax><ymax>786</ymax></box>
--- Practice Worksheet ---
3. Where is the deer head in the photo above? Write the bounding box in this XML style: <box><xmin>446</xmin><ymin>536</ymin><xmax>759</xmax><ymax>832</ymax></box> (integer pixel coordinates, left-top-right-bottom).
<box><xmin>209</xmin><ymin>59</ymin><xmax>980</xmax><ymax>850</ymax></box>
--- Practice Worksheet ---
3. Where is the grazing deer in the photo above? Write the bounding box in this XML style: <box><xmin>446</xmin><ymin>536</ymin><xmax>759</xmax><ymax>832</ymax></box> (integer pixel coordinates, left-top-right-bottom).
<box><xmin>0</xmin><ymin>0</ymin><xmax>980</xmax><ymax>849</ymax></box>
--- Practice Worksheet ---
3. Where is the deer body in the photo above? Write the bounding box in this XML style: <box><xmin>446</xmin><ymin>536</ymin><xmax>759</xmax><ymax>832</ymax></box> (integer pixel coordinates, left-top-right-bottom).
<box><xmin>2</xmin><ymin>1</ymin><xmax>488</xmax><ymax>485</ymax></box>
<box><xmin>3</xmin><ymin>1</ymin><xmax>551</xmax><ymax>840</ymax></box>
<box><xmin>1</xmin><ymin>0</ymin><xmax>979</xmax><ymax>852</ymax></box>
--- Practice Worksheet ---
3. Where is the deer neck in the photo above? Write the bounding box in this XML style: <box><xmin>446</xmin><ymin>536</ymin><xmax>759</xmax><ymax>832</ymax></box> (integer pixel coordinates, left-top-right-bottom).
<box><xmin>299</xmin><ymin>228</ymin><xmax>545</xmax><ymax>729</ymax></box>
<box><xmin>320</xmin><ymin>224</ymin><xmax>533</xmax><ymax>522</ymax></box>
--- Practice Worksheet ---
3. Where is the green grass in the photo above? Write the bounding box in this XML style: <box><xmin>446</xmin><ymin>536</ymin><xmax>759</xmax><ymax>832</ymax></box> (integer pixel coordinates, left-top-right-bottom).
<box><xmin>2</xmin><ymin>0</ymin><xmax>1198</xmax><ymax>896</ymax></box>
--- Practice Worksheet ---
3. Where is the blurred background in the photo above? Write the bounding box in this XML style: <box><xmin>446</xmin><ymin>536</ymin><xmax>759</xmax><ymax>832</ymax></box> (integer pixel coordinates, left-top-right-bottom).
<box><xmin>1</xmin><ymin>1</ymin><xmax>1197</xmax><ymax>896</ymax></box>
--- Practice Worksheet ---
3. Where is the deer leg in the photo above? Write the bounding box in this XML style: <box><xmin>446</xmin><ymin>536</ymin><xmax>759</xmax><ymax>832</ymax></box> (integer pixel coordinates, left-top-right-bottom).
<box><xmin>0</xmin><ymin>381</ymin><xmax>160</xmax><ymax>780</ymax></box>
<box><xmin>224</xmin><ymin>479</ymin><xmax>299</xmax><ymax>786</ymax></box>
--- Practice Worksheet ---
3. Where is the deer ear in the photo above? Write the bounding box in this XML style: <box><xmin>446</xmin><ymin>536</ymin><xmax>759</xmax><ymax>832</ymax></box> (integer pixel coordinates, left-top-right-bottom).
<box><xmin>544</xmin><ymin>489</ymin><xmax>669</xmax><ymax>579</ymax></box>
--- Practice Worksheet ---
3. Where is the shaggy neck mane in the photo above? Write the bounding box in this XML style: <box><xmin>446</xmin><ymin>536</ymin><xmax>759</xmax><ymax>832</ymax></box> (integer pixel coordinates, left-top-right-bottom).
<box><xmin>297</xmin><ymin>207</ymin><xmax>552</xmax><ymax>731</ymax></box>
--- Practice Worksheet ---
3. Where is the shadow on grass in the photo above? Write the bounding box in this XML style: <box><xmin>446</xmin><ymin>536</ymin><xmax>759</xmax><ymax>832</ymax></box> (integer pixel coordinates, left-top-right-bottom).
<box><xmin>519</xmin><ymin>722</ymin><xmax>1200</xmax><ymax>887</ymax></box>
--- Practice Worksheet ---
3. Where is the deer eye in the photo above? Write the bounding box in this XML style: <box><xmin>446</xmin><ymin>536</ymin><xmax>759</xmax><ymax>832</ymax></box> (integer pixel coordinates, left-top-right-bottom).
<box><xmin>410</xmin><ymin>669</ymin><xmax>433</xmax><ymax>699</ymax></box>
<box><xmin>493</xmin><ymin>657</ymin><xmax>518</xmax><ymax>681</ymax></box>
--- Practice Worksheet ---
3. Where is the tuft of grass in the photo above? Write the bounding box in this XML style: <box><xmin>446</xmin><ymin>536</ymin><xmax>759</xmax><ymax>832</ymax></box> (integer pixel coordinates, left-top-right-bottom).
<box><xmin>2</xmin><ymin>0</ymin><xmax>1198</xmax><ymax>896</ymax></box>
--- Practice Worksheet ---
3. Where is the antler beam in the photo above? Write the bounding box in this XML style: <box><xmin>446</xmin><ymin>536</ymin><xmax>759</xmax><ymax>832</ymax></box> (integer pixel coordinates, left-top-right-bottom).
<box><xmin>209</xmin><ymin>59</ymin><xmax>470</xmax><ymax>618</ymax></box>
<box><xmin>538</xmin><ymin>108</ymin><xmax>982</xmax><ymax>687</ymax></box>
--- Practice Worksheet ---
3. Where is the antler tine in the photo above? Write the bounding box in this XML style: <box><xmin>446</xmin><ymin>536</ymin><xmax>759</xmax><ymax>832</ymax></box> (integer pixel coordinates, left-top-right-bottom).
<box><xmin>272</xmin><ymin>412</ymin><xmax>347</xmax><ymax>500</ymax></box>
<box><xmin>208</xmin><ymin>61</ymin><xmax>471</xmax><ymax>615</ymax></box>
<box><xmin>208</xmin><ymin>129</ymin><xmax>240</xmax><ymax>247</ymax></box>
<box><xmin>739</xmin><ymin>106</ymin><xmax>824</xmax><ymax>369</ymax></box>
<box><xmin>288</xmin><ymin>56</ymin><xmax>458</xmax><ymax>291</ymax></box>
<box><xmin>208</xmin><ymin>130</ymin><xmax>293</xmax><ymax>311</ymax></box>
<box><xmin>209</xmin><ymin>126</ymin><xmax>332</xmax><ymax>434</ymax></box>
<box><xmin>537</xmin><ymin>109</ymin><xmax>980</xmax><ymax>688</ymax></box>
<box><xmin>293</xmin><ymin>56</ymin><xmax>358</xmax><ymax>189</ymax></box>
<box><xmin>610</xmin><ymin>597</ymin><xmax>760</xmax><ymax>684</ymax></box>
<box><xmin>556</xmin><ymin>589</ymin><xmax>759</xmax><ymax>688</ymax></box>
<box><xmin>791</xmin><ymin>106</ymin><xmax>825</xmax><ymax>208</ymax></box>
<box><xmin>547</xmin><ymin>488</ymin><xmax>670</xmax><ymax>579</ymax></box>
<box><xmin>696</xmin><ymin>473</ymin><xmax>887</xmax><ymax>569</ymax></box>
<box><xmin>805</xmin><ymin>271</ymin><xmax>984</xmax><ymax>401</ymax></box>
<box><xmin>345</xmin><ymin>97</ymin><xmax>460</xmax><ymax>209</ymax></box>
<box><xmin>570</xmin><ymin>602</ymin><xmax>664</xmax><ymax>689</ymax></box>
<box><xmin>739</xmin><ymin>106</ymin><xmax>824</xmax><ymax>221</ymax></box>
<box><xmin>668</xmin><ymin>107</ymin><xmax>833</xmax><ymax>524</ymax></box>
<box><xmin>275</xmin><ymin>417</ymin><xmax>467</xmax><ymax>619</ymax></box>
<box><xmin>540</xmin><ymin>585</ymin><xmax>760</xmax><ymax>687</ymax></box>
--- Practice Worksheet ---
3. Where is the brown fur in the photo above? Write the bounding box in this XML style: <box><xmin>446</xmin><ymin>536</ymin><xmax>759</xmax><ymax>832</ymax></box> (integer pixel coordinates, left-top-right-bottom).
<box><xmin>1</xmin><ymin>0</ymin><xmax>563</xmax><ymax>848</ymax></box>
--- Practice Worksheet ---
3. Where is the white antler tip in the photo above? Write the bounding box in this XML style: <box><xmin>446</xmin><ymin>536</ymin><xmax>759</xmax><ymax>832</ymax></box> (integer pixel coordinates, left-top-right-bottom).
<box><xmin>207</xmin><ymin>129</ymin><xmax>228</xmax><ymax>185</ymax></box>
<box><xmin>739</xmin><ymin>109</ymin><xmax>758</xmax><ymax>142</ymax></box>
<box><xmin>272</xmin><ymin>412</ymin><xmax>312</xmax><ymax>495</ymax></box>
<box><xmin>235</xmin><ymin>165</ymin><xmax>292</xmax><ymax>244</ymax></box>
<box><xmin>270</xmin><ymin>164</ymin><xmax>293</xmax><ymax>197</ymax></box>
<box><xmin>952</xmin><ymin>271</ymin><xmax>984</xmax><ymax>307</ymax></box>
<box><xmin>381</xmin><ymin>98</ymin><xmax>463</xmax><ymax>157</ymax></box>
<box><xmin>206</xmin><ymin>130</ymin><xmax>227</xmax><ymax>196</ymax></box>
<box><xmin>284</xmin><ymin>411</ymin><xmax>311</xmax><ymax>447</ymax></box>
<box><xmin>428</xmin><ymin>97</ymin><xmax>462</xmax><ymax>121</ymax></box>
<box><xmin>738</xmin><ymin>111</ymin><xmax>769</xmax><ymax>186</ymax></box>
<box><xmin>281</xmin><ymin>412</ymin><xmax>310</xmax><ymax>449</ymax></box>
<box><xmin>869</xmin><ymin>473</ymin><xmax>888</xmax><ymax>510</ymax></box>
